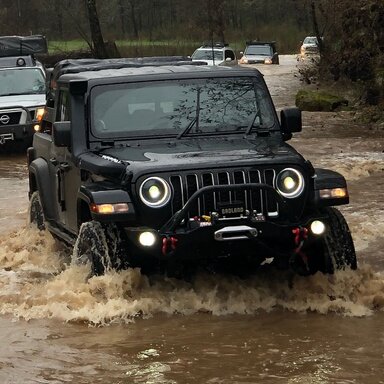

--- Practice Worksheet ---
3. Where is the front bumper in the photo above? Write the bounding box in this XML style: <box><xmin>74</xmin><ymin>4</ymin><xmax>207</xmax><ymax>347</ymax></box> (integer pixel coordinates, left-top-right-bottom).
<box><xmin>123</xmin><ymin>184</ymin><xmax>326</xmax><ymax>261</ymax></box>
<box><xmin>0</xmin><ymin>123</ymin><xmax>35</xmax><ymax>144</ymax></box>
<box><xmin>125</xmin><ymin>213</ymin><xmax>327</xmax><ymax>262</ymax></box>
<box><xmin>0</xmin><ymin>105</ymin><xmax>36</xmax><ymax>144</ymax></box>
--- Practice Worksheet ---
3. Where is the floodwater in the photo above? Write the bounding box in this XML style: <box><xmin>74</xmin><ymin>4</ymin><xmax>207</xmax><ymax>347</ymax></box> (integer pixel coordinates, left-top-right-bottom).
<box><xmin>0</xmin><ymin>56</ymin><xmax>383</xmax><ymax>383</ymax></box>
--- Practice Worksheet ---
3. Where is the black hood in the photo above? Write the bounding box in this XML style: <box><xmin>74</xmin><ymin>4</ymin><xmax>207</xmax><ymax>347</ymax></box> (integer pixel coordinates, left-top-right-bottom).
<box><xmin>95</xmin><ymin>136</ymin><xmax>304</xmax><ymax>182</ymax></box>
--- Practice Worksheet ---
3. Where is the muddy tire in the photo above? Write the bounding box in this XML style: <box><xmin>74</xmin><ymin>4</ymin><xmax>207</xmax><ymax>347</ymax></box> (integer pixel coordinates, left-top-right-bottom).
<box><xmin>305</xmin><ymin>207</ymin><xmax>357</xmax><ymax>274</ymax></box>
<box><xmin>72</xmin><ymin>221</ymin><xmax>126</xmax><ymax>276</ymax></box>
<box><xmin>29</xmin><ymin>191</ymin><xmax>45</xmax><ymax>230</ymax></box>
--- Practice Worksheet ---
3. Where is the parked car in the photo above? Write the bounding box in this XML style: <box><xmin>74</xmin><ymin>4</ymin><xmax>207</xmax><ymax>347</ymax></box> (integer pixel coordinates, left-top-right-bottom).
<box><xmin>0</xmin><ymin>35</ymin><xmax>47</xmax><ymax>148</ymax></box>
<box><xmin>28</xmin><ymin>56</ymin><xmax>356</xmax><ymax>278</ymax></box>
<box><xmin>239</xmin><ymin>41</ymin><xmax>279</xmax><ymax>65</ymax></box>
<box><xmin>191</xmin><ymin>42</ymin><xmax>237</xmax><ymax>66</ymax></box>
<box><xmin>299</xmin><ymin>36</ymin><xmax>321</xmax><ymax>59</ymax></box>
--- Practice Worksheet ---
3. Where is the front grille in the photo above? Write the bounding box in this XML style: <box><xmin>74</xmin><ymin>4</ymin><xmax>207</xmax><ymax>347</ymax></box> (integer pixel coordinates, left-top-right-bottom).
<box><xmin>168</xmin><ymin>168</ymin><xmax>279</xmax><ymax>218</ymax></box>
<box><xmin>0</xmin><ymin>112</ymin><xmax>21</xmax><ymax>125</ymax></box>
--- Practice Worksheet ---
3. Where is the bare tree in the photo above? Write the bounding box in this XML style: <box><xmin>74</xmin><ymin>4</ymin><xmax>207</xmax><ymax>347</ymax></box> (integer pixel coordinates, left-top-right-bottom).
<box><xmin>86</xmin><ymin>0</ymin><xmax>108</xmax><ymax>58</ymax></box>
<box><xmin>128</xmin><ymin>0</ymin><xmax>139</xmax><ymax>38</ymax></box>
<box><xmin>310</xmin><ymin>0</ymin><xmax>324</xmax><ymax>54</ymax></box>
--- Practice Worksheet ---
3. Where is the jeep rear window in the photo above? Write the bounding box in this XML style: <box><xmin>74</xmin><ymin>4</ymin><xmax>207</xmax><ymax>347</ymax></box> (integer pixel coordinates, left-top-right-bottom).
<box><xmin>191</xmin><ymin>49</ymin><xmax>224</xmax><ymax>61</ymax></box>
<box><xmin>0</xmin><ymin>68</ymin><xmax>45</xmax><ymax>97</ymax></box>
<box><xmin>90</xmin><ymin>77</ymin><xmax>276</xmax><ymax>139</ymax></box>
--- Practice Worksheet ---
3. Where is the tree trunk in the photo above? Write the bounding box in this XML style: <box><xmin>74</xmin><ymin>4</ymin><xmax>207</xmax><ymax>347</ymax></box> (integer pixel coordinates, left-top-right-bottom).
<box><xmin>310</xmin><ymin>0</ymin><xmax>324</xmax><ymax>54</ymax></box>
<box><xmin>118</xmin><ymin>0</ymin><xmax>127</xmax><ymax>36</ymax></box>
<box><xmin>86</xmin><ymin>0</ymin><xmax>108</xmax><ymax>58</ymax></box>
<box><xmin>128</xmin><ymin>0</ymin><xmax>139</xmax><ymax>38</ymax></box>
<box><xmin>54</xmin><ymin>0</ymin><xmax>63</xmax><ymax>39</ymax></box>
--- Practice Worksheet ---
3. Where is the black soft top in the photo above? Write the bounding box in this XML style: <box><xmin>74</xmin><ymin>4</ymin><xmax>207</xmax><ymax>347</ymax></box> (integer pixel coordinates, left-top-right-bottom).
<box><xmin>51</xmin><ymin>56</ymin><xmax>206</xmax><ymax>83</ymax></box>
<box><xmin>46</xmin><ymin>57</ymin><xmax>262</xmax><ymax>102</ymax></box>
<box><xmin>0</xmin><ymin>35</ymin><xmax>47</xmax><ymax>57</ymax></box>
<box><xmin>51</xmin><ymin>57</ymin><xmax>262</xmax><ymax>83</ymax></box>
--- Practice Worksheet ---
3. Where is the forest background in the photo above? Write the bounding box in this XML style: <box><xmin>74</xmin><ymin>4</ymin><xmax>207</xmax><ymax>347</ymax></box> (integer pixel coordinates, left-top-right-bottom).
<box><xmin>0</xmin><ymin>0</ymin><xmax>383</xmax><ymax>110</ymax></box>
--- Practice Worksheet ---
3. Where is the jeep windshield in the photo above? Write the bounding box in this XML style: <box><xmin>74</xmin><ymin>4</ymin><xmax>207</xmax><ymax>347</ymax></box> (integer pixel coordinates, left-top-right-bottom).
<box><xmin>303</xmin><ymin>37</ymin><xmax>318</xmax><ymax>45</ymax></box>
<box><xmin>0</xmin><ymin>68</ymin><xmax>45</xmax><ymax>97</ymax></box>
<box><xmin>90</xmin><ymin>77</ymin><xmax>276</xmax><ymax>140</ymax></box>
<box><xmin>245</xmin><ymin>45</ymin><xmax>273</xmax><ymax>56</ymax></box>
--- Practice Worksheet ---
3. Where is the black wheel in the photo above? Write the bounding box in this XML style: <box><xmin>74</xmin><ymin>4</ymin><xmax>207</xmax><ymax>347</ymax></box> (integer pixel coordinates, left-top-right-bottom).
<box><xmin>72</xmin><ymin>221</ymin><xmax>127</xmax><ymax>276</ymax></box>
<box><xmin>29</xmin><ymin>191</ymin><xmax>45</xmax><ymax>230</ymax></box>
<box><xmin>305</xmin><ymin>207</ymin><xmax>357</xmax><ymax>274</ymax></box>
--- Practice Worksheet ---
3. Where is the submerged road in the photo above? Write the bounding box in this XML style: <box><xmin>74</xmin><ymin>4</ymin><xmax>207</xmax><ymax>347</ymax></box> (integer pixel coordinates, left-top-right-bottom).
<box><xmin>0</xmin><ymin>55</ymin><xmax>384</xmax><ymax>383</ymax></box>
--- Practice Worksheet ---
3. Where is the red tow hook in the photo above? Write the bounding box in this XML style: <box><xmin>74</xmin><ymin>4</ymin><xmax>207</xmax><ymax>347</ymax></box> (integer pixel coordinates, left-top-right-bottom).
<box><xmin>162</xmin><ymin>236</ymin><xmax>179</xmax><ymax>256</ymax></box>
<box><xmin>292</xmin><ymin>227</ymin><xmax>309</xmax><ymax>268</ymax></box>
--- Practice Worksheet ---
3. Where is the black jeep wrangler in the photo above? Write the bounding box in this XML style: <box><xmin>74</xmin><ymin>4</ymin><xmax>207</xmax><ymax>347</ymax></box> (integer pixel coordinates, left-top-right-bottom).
<box><xmin>27</xmin><ymin>57</ymin><xmax>356</xmax><ymax>276</ymax></box>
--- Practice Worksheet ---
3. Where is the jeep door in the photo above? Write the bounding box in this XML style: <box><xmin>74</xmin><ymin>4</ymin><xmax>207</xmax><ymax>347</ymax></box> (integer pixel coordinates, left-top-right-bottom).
<box><xmin>49</xmin><ymin>89</ymin><xmax>80</xmax><ymax>234</ymax></box>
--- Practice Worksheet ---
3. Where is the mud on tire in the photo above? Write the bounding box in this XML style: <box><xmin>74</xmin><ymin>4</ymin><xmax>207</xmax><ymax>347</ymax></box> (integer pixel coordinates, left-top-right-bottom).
<box><xmin>305</xmin><ymin>207</ymin><xmax>357</xmax><ymax>274</ymax></box>
<box><xmin>29</xmin><ymin>191</ymin><xmax>45</xmax><ymax>230</ymax></box>
<box><xmin>72</xmin><ymin>221</ymin><xmax>126</xmax><ymax>276</ymax></box>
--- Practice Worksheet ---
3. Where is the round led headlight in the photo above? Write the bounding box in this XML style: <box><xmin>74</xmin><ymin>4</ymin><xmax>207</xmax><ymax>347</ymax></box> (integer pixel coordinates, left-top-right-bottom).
<box><xmin>139</xmin><ymin>177</ymin><xmax>171</xmax><ymax>208</ymax></box>
<box><xmin>276</xmin><ymin>168</ymin><xmax>304</xmax><ymax>198</ymax></box>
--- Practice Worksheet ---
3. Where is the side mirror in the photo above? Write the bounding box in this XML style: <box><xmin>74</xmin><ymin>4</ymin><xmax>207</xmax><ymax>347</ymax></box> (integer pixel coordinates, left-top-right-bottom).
<box><xmin>280</xmin><ymin>108</ymin><xmax>302</xmax><ymax>140</ymax></box>
<box><xmin>53</xmin><ymin>121</ymin><xmax>71</xmax><ymax>147</ymax></box>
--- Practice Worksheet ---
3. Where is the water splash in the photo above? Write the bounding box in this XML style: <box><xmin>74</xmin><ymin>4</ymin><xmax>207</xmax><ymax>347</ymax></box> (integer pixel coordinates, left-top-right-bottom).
<box><xmin>1</xmin><ymin>226</ymin><xmax>384</xmax><ymax>325</ymax></box>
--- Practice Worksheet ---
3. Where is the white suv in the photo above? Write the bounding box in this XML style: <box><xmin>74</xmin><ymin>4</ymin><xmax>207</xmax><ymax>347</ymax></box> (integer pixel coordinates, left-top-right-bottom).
<box><xmin>0</xmin><ymin>35</ymin><xmax>47</xmax><ymax>148</ymax></box>
<box><xmin>299</xmin><ymin>36</ymin><xmax>321</xmax><ymax>59</ymax></box>
<box><xmin>191</xmin><ymin>43</ymin><xmax>237</xmax><ymax>66</ymax></box>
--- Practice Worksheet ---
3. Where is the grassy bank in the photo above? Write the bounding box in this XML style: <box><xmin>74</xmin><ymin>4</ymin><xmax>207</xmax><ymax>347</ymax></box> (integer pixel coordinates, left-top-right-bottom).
<box><xmin>48</xmin><ymin>36</ymin><xmax>300</xmax><ymax>59</ymax></box>
<box><xmin>49</xmin><ymin>39</ymin><xmax>202</xmax><ymax>57</ymax></box>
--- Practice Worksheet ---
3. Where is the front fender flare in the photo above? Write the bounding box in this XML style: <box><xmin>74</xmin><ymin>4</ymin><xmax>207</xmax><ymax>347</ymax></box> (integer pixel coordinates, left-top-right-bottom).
<box><xmin>29</xmin><ymin>158</ymin><xmax>58</xmax><ymax>221</ymax></box>
<box><xmin>311</xmin><ymin>168</ymin><xmax>349</xmax><ymax>207</ymax></box>
<box><xmin>77</xmin><ymin>186</ymin><xmax>136</xmax><ymax>223</ymax></box>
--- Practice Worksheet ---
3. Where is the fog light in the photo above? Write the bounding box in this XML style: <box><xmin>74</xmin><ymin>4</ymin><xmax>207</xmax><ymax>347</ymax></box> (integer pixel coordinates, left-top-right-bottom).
<box><xmin>139</xmin><ymin>231</ymin><xmax>156</xmax><ymax>247</ymax></box>
<box><xmin>310</xmin><ymin>220</ymin><xmax>326</xmax><ymax>235</ymax></box>
<box><xmin>34</xmin><ymin>124</ymin><xmax>41</xmax><ymax>132</ymax></box>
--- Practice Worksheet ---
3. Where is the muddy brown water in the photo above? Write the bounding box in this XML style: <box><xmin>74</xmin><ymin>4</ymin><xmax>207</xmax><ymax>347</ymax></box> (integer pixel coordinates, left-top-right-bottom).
<box><xmin>0</xmin><ymin>56</ymin><xmax>384</xmax><ymax>383</ymax></box>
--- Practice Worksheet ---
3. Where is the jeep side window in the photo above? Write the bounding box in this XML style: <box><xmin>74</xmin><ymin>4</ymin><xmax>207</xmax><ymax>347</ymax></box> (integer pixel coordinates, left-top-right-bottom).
<box><xmin>56</xmin><ymin>90</ymin><xmax>71</xmax><ymax>122</ymax></box>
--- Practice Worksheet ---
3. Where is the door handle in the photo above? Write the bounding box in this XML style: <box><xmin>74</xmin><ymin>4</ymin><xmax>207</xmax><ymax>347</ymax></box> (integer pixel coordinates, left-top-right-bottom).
<box><xmin>59</xmin><ymin>162</ymin><xmax>70</xmax><ymax>171</ymax></box>
<box><xmin>49</xmin><ymin>157</ymin><xmax>58</xmax><ymax>166</ymax></box>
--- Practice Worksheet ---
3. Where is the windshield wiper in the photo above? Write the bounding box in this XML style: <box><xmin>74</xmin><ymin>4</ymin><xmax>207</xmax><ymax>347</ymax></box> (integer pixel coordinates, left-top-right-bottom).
<box><xmin>1</xmin><ymin>92</ymin><xmax>26</xmax><ymax>97</ymax></box>
<box><xmin>177</xmin><ymin>116</ymin><xmax>197</xmax><ymax>139</ymax></box>
<box><xmin>1</xmin><ymin>92</ymin><xmax>42</xmax><ymax>96</ymax></box>
<box><xmin>243</xmin><ymin>111</ymin><xmax>262</xmax><ymax>137</ymax></box>
<box><xmin>177</xmin><ymin>89</ymin><xmax>201</xmax><ymax>139</ymax></box>
<box><xmin>244</xmin><ymin>111</ymin><xmax>269</xmax><ymax>137</ymax></box>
